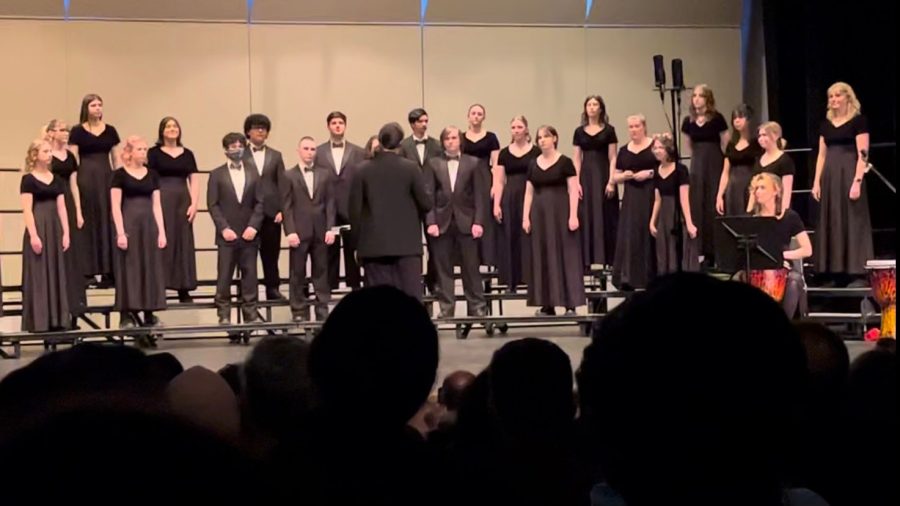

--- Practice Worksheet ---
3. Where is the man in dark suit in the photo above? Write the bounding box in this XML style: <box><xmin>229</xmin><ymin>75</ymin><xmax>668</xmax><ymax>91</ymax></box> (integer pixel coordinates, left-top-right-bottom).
<box><xmin>349</xmin><ymin>123</ymin><xmax>433</xmax><ymax>301</ymax></box>
<box><xmin>243</xmin><ymin>114</ymin><xmax>287</xmax><ymax>301</ymax></box>
<box><xmin>314</xmin><ymin>111</ymin><xmax>365</xmax><ymax>292</ymax></box>
<box><xmin>283</xmin><ymin>137</ymin><xmax>337</xmax><ymax>322</ymax></box>
<box><xmin>426</xmin><ymin>126</ymin><xmax>487</xmax><ymax>318</ymax></box>
<box><xmin>207</xmin><ymin>132</ymin><xmax>265</xmax><ymax>330</ymax></box>
<box><xmin>399</xmin><ymin>108</ymin><xmax>443</xmax><ymax>301</ymax></box>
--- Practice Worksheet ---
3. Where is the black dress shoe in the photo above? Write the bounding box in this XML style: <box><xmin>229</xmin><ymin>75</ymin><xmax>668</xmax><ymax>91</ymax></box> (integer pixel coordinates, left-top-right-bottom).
<box><xmin>178</xmin><ymin>290</ymin><xmax>194</xmax><ymax>303</ymax></box>
<box><xmin>535</xmin><ymin>307</ymin><xmax>556</xmax><ymax>316</ymax></box>
<box><xmin>266</xmin><ymin>289</ymin><xmax>287</xmax><ymax>301</ymax></box>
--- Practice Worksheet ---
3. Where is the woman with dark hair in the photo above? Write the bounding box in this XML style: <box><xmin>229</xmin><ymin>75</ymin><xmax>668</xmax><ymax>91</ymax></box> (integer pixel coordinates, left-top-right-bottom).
<box><xmin>146</xmin><ymin>116</ymin><xmax>198</xmax><ymax>302</ymax></box>
<box><xmin>650</xmin><ymin>134</ymin><xmax>699</xmax><ymax>274</ymax></box>
<box><xmin>20</xmin><ymin>139</ymin><xmax>71</xmax><ymax>332</ymax></box>
<box><xmin>461</xmin><ymin>104</ymin><xmax>501</xmax><ymax>268</ymax></box>
<box><xmin>493</xmin><ymin>115</ymin><xmax>539</xmax><ymax>291</ymax></box>
<box><xmin>523</xmin><ymin>126</ymin><xmax>584</xmax><ymax>316</ymax></box>
<box><xmin>111</xmin><ymin>136</ymin><xmax>167</xmax><ymax>347</ymax></box>
<box><xmin>681</xmin><ymin>84</ymin><xmax>729</xmax><ymax>267</ymax></box>
<box><xmin>716</xmin><ymin>104</ymin><xmax>762</xmax><ymax>217</ymax></box>
<box><xmin>611</xmin><ymin>114</ymin><xmax>656</xmax><ymax>290</ymax></box>
<box><xmin>68</xmin><ymin>93</ymin><xmax>120</xmax><ymax>285</ymax></box>
<box><xmin>573</xmin><ymin>95</ymin><xmax>619</xmax><ymax>269</ymax></box>
<box><xmin>363</xmin><ymin>135</ymin><xmax>380</xmax><ymax>160</ymax></box>
<box><xmin>47</xmin><ymin>119</ymin><xmax>87</xmax><ymax>319</ymax></box>
<box><xmin>813</xmin><ymin>82</ymin><xmax>873</xmax><ymax>286</ymax></box>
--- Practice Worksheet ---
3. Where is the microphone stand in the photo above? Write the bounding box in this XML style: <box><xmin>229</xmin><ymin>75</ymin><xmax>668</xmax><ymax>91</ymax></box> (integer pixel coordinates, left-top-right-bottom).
<box><xmin>862</xmin><ymin>150</ymin><xmax>897</xmax><ymax>193</ymax></box>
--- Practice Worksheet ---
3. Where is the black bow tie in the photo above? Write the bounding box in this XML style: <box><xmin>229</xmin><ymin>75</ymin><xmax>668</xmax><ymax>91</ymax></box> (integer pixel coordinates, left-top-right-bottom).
<box><xmin>303</xmin><ymin>166</ymin><xmax>314</xmax><ymax>173</ymax></box>
<box><xmin>446</xmin><ymin>155</ymin><xmax>460</xmax><ymax>161</ymax></box>
<box><xmin>332</xmin><ymin>142</ymin><xmax>344</xmax><ymax>149</ymax></box>
<box><xmin>251</xmin><ymin>146</ymin><xmax>265</xmax><ymax>153</ymax></box>
<box><xmin>229</xmin><ymin>163</ymin><xmax>241</xmax><ymax>170</ymax></box>
<box><xmin>414</xmin><ymin>139</ymin><xmax>427</xmax><ymax>145</ymax></box>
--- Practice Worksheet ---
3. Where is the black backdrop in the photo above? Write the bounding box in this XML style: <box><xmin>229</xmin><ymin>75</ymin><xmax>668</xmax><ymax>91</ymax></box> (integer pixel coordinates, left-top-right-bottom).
<box><xmin>761</xmin><ymin>0</ymin><xmax>896</xmax><ymax>258</ymax></box>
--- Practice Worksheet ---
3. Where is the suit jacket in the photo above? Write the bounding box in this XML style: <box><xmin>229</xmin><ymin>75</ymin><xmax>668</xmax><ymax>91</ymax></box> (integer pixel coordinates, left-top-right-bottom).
<box><xmin>207</xmin><ymin>163</ymin><xmax>265</xmax><ymax>247</ymax></box>
<box><xmin>399</xmin><ymin>136</ymin><xmax>442</xmax><ymax>170</ymax></box>
<box><xmin>243</xmin><ymin>146</ymin><xmax>286</xmax><ymax>218</ymax></box>
<box><xmin>282</xmin><ymin>164</ymin><xmax>337</xmax><ymax>242</ymax></box>
<box><xmin>314</xmin><ymin>140</ymin><xmax>365</xmax><ymax>221</ymax></box>
<box><xmin>349</xmin><ymin>151</ymin><xmax>433</xmax><ymax>259</ymax></box>
<box><xmin>425</xmin><ymin>154</ymin><xmax>487</xmax><ymax>235</ymax></box>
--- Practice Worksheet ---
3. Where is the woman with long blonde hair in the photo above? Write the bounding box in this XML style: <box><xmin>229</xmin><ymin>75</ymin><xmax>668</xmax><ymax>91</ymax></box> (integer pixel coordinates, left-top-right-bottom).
<box><xmin>111</xmin><ymin>135</ymin><xmax>167</xmax><ymax>347</ymax></box>
<box><xmin>681</xmin><ymin>84</ymin><xmax>730</xmax><ymax>267</ymax></box>
<box><xmin>47</xmin><ymin>119</ymin><xmax>87</xmax><ymax>318</ymax></box>
<box><xmin>20</xmin><ymin>139</ymin><xmax>71</xmax><ymax>332</ymax></box>
<box><xmin>749</xmin><ymin>172</ymin><xmax>812</xmax><ymax>318</ymax></box>
<box><xmin>812</xmin><ymin>81</ymin><xmax>873</xmax><ymax>286</ymax></box>
<box><xmin>494</xmin><ymin>115</ymin><xmax>540</xmax><ymax>291</ymax></box>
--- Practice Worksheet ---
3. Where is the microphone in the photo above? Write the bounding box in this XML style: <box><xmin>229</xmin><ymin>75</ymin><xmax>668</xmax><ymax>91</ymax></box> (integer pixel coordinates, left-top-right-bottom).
<box><xmin>653</xmin><ymin>55</ymin><xmax>666</xmax><ymax>102</ymax></box>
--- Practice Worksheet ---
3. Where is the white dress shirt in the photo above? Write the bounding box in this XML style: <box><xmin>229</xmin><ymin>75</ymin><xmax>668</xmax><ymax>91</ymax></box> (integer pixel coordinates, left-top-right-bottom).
<box><xmin>331</xmin><ymin>141</ymin><xmax>346</xmax><ymax>175</ymax></box>
<box><xmin>251</xmin><ymin>145</ymin><xmax>266</xmax><ymax>176</ymax></box>
<box><xmin>228</xmin><ymin>161</ymin><xmax>246</xmax><ymax>204</ymax></box>
<box><xmin>413</xmin><ymin>135</ymin><xmax>427</xmax><ymax>165</ymax></box>
<box><xmin>448</xmin><ymin>156</ymin><xmax>460</xmax><ymax>193</ymax></box>
<box><xmin>301</xmin><ymin>165</ymin><xmax>315</xmax><ymax>199</ymax></box>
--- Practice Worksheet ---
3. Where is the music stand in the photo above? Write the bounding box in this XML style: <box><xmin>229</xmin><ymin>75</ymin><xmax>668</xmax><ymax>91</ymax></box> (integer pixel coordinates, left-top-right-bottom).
<box><xmin>715</xmin><ymin>216</ymin><xmax>784</xmax><ymax>275</ymax></box>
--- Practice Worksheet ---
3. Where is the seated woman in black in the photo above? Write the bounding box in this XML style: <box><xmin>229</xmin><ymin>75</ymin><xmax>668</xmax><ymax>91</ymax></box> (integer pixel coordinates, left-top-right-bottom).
<box><xmin>750</xmin><ymin>172</ymin><xmax>812</xmax><ymax>318</ymax></box>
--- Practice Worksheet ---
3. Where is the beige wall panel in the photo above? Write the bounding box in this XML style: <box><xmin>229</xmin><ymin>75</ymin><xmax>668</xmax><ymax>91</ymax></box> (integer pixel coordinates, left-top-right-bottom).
<box><xmin>587</xmin><ymin>0</ymin><xmax>741</xmax><ymax>26</ymax></box>
<box><xmin>69</xmin><ymin>0</ymin><xmax>248</xmax><ymax>22</ymax></box>
<box><xmin>423</xmin><ymin>26</ymin><xmax>587</xmax><ymax>157</ymax></box>
<box><xmin>252</xmin><ymin>0</ymin><xmax>421</xmax><ymax>24</ymax></box>
<box><xmin>248</xmin><ymin>24</ymin><xmax>422</xmax><ymax>154</ymax></box>
<box><xmin>0</xmin><ymin>0</ymin><xmax>64</xmax><ymax>19</ymax></box>
<box><xmin>584</xmin><ymin>28</ymin><xmax>741</xmax><ymax>151</ymax></box>
<box><xmin>0</xmin><ymin>21</ymin><xmax>69</xmax><ymax>169</ymax></box>
<box><xmin>426</xmin><ymin>0</ymin><xmax>585</xmax><ymax>25</ymax></box>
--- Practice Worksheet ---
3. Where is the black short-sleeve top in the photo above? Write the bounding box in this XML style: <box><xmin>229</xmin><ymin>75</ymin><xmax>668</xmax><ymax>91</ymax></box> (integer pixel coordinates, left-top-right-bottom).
<box><xmin>20</xmin><ymin>173</ymin><xmax>64</xmax><ymax>201</ymax></box>
<box><xmin>498</xmin><ymin>145</ymin><xmax>541</xmax><ymax>176</ymax></box>
<box><xmin>725</xmin><ymin>140</ymin><xmax>762</xmax><ymax>168</ymax></box>
<box><xmin>147</xmin><ymin>146</ymin><xmax>199</xmax><ymax>179</ymax></box>
<box><xmin>654</xmin><ymin>163</ymin><xmax>690</xmax><ymax>197</ymax></box>
<box><xmin>528</xmin><ymin>156</ymin><xmax>576</xmax><ymax>189</ymax></box>
<box><xmin>111</xmin><ymin>168</ymin><xmax>160</xmax><ymax>198</ymax></box>
<box><xmin>821</xmin><ymin>115</ymin><xmax>868</xmax><ymax>147</ymax></box>
<box><xmin>760</xmin><ymin>209</ymin><xmax>806</xmax><ymax>255</ymax></box>
<box><xmin>461</xmin><ymin>132</ymin><xmax>501</xmax><ymax>164</ymax></box>
<box><xmin>68</xmin><ymin>124</ymin><xmax>121</xmax><ymax>156</ymax></box>
<box><xmin>51</xmin><ymin>151</ymin><xmax>79</xmax><ymax>180</ymax></box>
<box><xmin>753</xmin><ymin>153</ymin><xmax>796</xmax><ymax>179</ymax></box>
<box><xmin>681</xmin><ymin>112</ymin><xmax>728</xmax><ymax>144</ymax></box>
<box><xmin>572</xmin><ymin>125</ymin><xmax>618</xmax><ymax>152</ymax></box>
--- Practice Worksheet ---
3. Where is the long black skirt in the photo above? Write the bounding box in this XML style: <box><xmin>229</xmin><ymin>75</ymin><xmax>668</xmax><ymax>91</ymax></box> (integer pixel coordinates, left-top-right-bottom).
<box><xmin>688</xmin><ymin>142</ymin><xmax>724</xmax><ymax>258</ymax></box>
<box><xmin>79</xmin><ymin>152</ymin><xmax>114</xmax><ymax>277</ymax></box>
<box><xmin>60</xmin><ymin>179</ymin><xmax>87</xmax><ymax>315</ymax></box>
<box><xmin>159</xmin><ymin>176</ymin><xmax>197</xmax><ymax>291</ymax></box>
<box><xmin>476</xmin><ymin>162</ymin><xmax>498</xmax><ymax>267</ymax></box>
<box><xmin>496</xmin><ymin>173</ymin><xmax>530</xmax><ymax>290</ymax></box>
<box><xmin>579</xmin><ymin>150</ymin><xmax>618</xmax><ymax>267</ymax></box>
<box><xmin>815</xmin><ymin>145</ymin><xmax>874</xmax><ymax>275</ymax></box>
<box><xmin>724</xmin><ymin>162</ymin><xmax>753</xmax><ymax>217</ymax></box>
<box><xmin>113</xmin><ymin>197</ymin><xmax>166</xmax><ymax>312</ymax></box>
<box><xmin>612</xmin><ymin>179</ymin><xmax>656</xmax><ymax>288</ymax></box>
<box><xmin>655</xmin><ymin>196</ymin><xmax>700</xmax><ymax>275</ymax></box>
<box><xmin>527</xmin><ymin>185</ymin><xmax>584</xmax><ymax>308</ymax></box>
<box><xmin>21</xmin><ymin>199</ymin><xmax>70</xmax><ymax>331</ymax></box>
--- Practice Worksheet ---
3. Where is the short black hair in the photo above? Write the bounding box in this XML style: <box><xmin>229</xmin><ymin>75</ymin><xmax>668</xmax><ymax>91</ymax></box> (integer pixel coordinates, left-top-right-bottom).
<box><xmin>222</xmin><ymin>132</ymin><xmax>246</xmax><ymax>149</ymax></box>
<box><xmin>378</xmin><ymin>122</ymin><xmax>405</xmax><ymax>150</ymax></box>
<box><xmin>408</xmin><ymin>108</ymin><xmax>428</xmax><ymax>125</ymax></box>
<box><xmin>243</xmin><ymin>114</ymin><xmax>272</xmax><ymax>136</ymax></box>
<box><xmin>326</xmin><ymin>111</ymin><xmax>347</xmax><ymax>124</ymax></box>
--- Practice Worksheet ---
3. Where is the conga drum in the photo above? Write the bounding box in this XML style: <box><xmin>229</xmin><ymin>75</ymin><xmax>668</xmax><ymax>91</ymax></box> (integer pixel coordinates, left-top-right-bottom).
<box><xmin>749</xmin><ymin>269</ymin><xmax>788</xmax><ymax>303</ymax></box>
<box><xmin>866</xmin><ymin>260</ymin><xmax>896</xmax><ymax>338</ymax></box>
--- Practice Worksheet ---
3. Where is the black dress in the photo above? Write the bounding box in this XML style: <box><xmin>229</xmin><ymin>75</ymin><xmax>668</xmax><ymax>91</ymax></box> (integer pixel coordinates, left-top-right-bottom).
<box><xmin>147</xmin><ymin>146</ymin><xmax>198</xmax><ymax>292</ymax></box>
<box><xmin>111</xmin><ymin>169</ymin><xmax>166</xmax><ymax>312</ymax></box>
<box><xmin>573</xmin><ymin>125</ymin><xmax>619</xmax><ymax>267</ymax></box>
<box><xmin>723</xmin><ymin>139</ymin><xmax>762</xmax><ymax>216</ymax></box>
<box><xmin>753</xmin><ymin>152</ymin><xmax>796</xmax><ymax>179</ymax></box>
<box><xmin>51</xmin><ymin>152</ymin><xmax>87</xmax><ymax>316</ymax></box>
<box><xmin>496</xmin><ymin>145</ymin><xmax>540</xmax><ymax>291</ymax></box>
<box><xmin>612</xmin><ymin>143</ymin><xmax>657</xmax><ymax>289</ymax></box>
<box><xmin>526</xmin><ymin>156</ymin><xmax>584</xmax><ymax>308</ymax></box>
<box><xmin>69</xmin><ymin>124</ymin><xmax>120</xmax><ymax>277</ymax></box>
<box><xmin>654</xmin><ymin>163</ymin><xmax>700</xmax><ymax>274</ymax></box>
<box><xmin>816</xmin><ymin>115</ymin><xmax>873</xmax><ymax>275</ymax></box>
<box><xmin>20</xmin><ymin>174</ymin><xmax>69</xmax><ymax>331</ymax></box>
<box><xmin>682</xmin><ymin>113</ymin><xmax>728</xmax><ymax>259</ymax></box>
<box><xmin>462</xmin><ymin>132</ymin><xmax>501</xmax><ymax>266</ymax></box>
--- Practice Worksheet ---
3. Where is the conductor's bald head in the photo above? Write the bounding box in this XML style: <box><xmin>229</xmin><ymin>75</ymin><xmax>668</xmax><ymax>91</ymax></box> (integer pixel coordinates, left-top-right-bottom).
<box><xmin>378</xmin><ymin>122</ymin><xmax>405</xmax><ymax>151</ymax></box>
